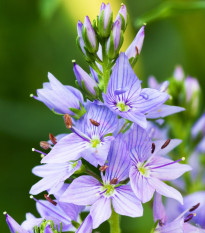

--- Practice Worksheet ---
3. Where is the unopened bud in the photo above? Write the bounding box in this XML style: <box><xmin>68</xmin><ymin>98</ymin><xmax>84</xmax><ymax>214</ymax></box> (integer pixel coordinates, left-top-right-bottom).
<box><xmin>64</xmin><ymin>114</ymin><xmax>72</xmax><ymax>129</ymax></box>
<box><xmin>99</xmin><ymin>165</ymin><xmax>109</xmax><ymax>172</ymax></box>
<box><xmin>115</xmin><ymin>3</ymin><xmax>128</xmax><ymax>31</ymax></box>
<box><xmin>77</xmin><ymin>20</ymin><xmax>86</xmax><ymax>55</ymax></box>
<box><xmin>40</xmin><ymin>141</ymin><xmax>51</xmax><ymax>150</ymax></box>
<box><xmin>49</xmin><ymin>133</ymin><xmax>57</xmax><ymax>145</ymax></box>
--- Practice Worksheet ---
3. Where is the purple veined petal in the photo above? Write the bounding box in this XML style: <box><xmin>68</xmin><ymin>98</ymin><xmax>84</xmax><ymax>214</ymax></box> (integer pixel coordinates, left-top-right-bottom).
<box><xmin>127</xmin><ymin>124</ymin><xmax>152</xmax><ymax>162</ymax></box>
<box><xmin>66</xmin><ymin>86</ymin><xmax>84</xmax><ymax>105</ymax></box>
<box><xmin>152</xmin><ymin>139</ymin><xmax>182</xmax><ymax>157</ymax></box>
<box><xmin>125</xmin><ymin>25</ymin><xmax>145</xmax><ymax>58</ymax></box>
<box><xmin>150</xmin><ymin>156</ymin><xmax>192</xmax><ymax>181</ymax></box>
<box><xmin>90</xmin><ymin>197</ymin><xmax>112</xmax><ymax>229</ymax></box>
<box><xmin>76</xmin><ymin>214</ymin><xmax>93</xmax><ymax>233</ymax></box>
<box><xmin>174</xmin><ymin>66</ymin><xmax>184</xmax><ymax>81</ymax></box>
<box><xmin>41</xmin><ymin>134</ymin><xmax>89</xmax><ymax>164</ymax></box>
<box><xmin>146</xmin><ymin>104</ymin><xmax>185</xmax><ymax>119</ymax></box>
<box><xmin>113</xmin><ymin>185</ymin><xmax>143</xmax><ymax>217</ymax></box>
<box><xmin>103</xmin><ymin>135</ymin><xmax>131</xmax><ymax>184</ymax></box>
<box><xmin>21</xmin><ymin>213</ymin><xmax>43</xmax><ymax>232</ymax></box>
<box><xmin>5</xmin><ymin>213</ymin><xmax>28</xmax><ymax>233</ymax></box>
<box><xmin>148</xmin><ymin>177</ymin><xmax>183</xmax><ymax>204</ymax></box>
<box><xmin>192</xmin><ymin>113</ymin><xmax>205</xmax><ymax>138</ymax></box>
<box><xmin>129</xmin><ymin>166</ymin><xmax>155</xmax><ymax>203</ymax></box>
<box><xmin>153</xmin><ymin>193</ymin><xmax>167</xmax><ymax>224</ymax></box>
<box><xmin>133</xmin><ymin>88</ymin><xmax>169</xmax><ymax>114</ymax></box>
<box><xmin>60</xmin><ymin>175</ymin><xmax>102</xmax><ymax>205</ymax></box>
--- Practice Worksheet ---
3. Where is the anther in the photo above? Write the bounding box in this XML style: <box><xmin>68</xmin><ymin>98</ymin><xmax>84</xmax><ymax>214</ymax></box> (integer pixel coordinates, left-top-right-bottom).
<box><xmin>99</xmin><ymin>165</ymin><xmax>109</xmax><ymax>172</ymax></box>
<box><xmin>44</xmin><ymin>194</ymin><xmax>57</xmax><ymax>206</ymax></box>
<box><xmin>90</xmin><ymin>119</ymin><xmax>100</xmax><ymax>127</ymax></box>
<box><xmin>110</xmin><ymin>178</ymin><xmax>118</xmax><ymax>185</ymax></box>
<box><xmin>64</xmin><ymin>114</ymin><xmax>72</xmax><ymax>129</ymax></box>
<box><xmin>135</xmin><ymin>46</ymin><xmax>139</xmax><ymax>56</ymax></box>
<box><xmin>189</xmin><ymin>203</ymin><xmax>200</xmax><ymax>212</ymax></box>
<box><xmin>184</xmin><ymin>213</ymin><xmax>195</xmax><ymax>223</ymax></box>
<box><xmin>161</xmin><ymin>139</ymin><xmax>171</xmax><ymax>149</ymax></box>
<box><xmin>151</xmin><ymin>143</ymin><xmax>155</xmax><ymax>153</ymax></box>
<box><xmin>40</xmin><ymin>141</ymin><xmax>51</xmax><ymax>150</ymax></box>
<box><xmin>49</xmin><ymin>133</ymin><xmax>57</xmax><ymax>145</ymax></box>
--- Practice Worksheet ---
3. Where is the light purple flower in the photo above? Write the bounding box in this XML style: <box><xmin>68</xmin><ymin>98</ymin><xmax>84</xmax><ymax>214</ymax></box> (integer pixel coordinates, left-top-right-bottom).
<box><xmin>127</xmin><ymin>124</ymin><xmax>191</xmax><ymax>203</ymax></box>
<box><xmin>60</xmin><ymin>136</ymin><xmax>143</xmax><ymax>229</ymax></box>
<box><xmin>174</xmin><ymin>66</ymin><xmax>184</xmax><ymax>81</ymax></box>
<box><xmin>41</xmin><ymin>103</ymin><xmax>118</xmax><ymax>167</ymax></box>
<box><xmin>5</xmin><ymin>213</ymin><xmax>28</xmax><ymax>233</ymax></box>
<box><xmin>115</xmin><ymin>4</ymin><xmax>127</xmax><ymax>31</ymax></box>
<box><xmin>73</xmin><ymin>62</ymin><xmax>98</xmax><ymax>96</ymax></box>
<box><xmin>29</xmin><ymin>160</ymin><xmax>82</xmax><ymax>195</ymax></box>
<box><xmin>32</xmin><ymin>72</ymin><xmax>84</xmax><ymax>115</ymax></box>
<box><xmin>125</xmin><ymin>25</ymin><xmax>145</xmax><ymax>59</ymax></box>
<box><xmin>77</xmin><ymin>20</ymin><xmax>86</xmax><ymax>54</ymax></box>
<box><xmin>103</xmin><ymin>53</ymin><xmax>169</xmax><ymax>128</ymax></box>
<box><xmin>185</xmin><ymin>76</ymin><xmax>200</xmax><ymax>102</ymax></box>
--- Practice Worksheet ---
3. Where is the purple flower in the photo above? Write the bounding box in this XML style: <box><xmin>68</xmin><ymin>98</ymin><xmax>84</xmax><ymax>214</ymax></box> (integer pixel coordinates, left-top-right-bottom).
<box><xmin>98</xmin><ymin>3</ymin><xmax>113</xmax><ymax>37</ymax></box>
<box><xmin>125</xmin><ymin>25</ymin><xmax>145</xmax><ymax>59</ymax></box>
<box><xmin>4</xmin><ymin>213</ymin><xmax>28</xmax><ymax>233</ymax></box>
<box><xmin>41</xmin><ymin>103</ymin><xmax>118</xmax><ymax>167</ymax></box>
<box><xmin>77</xmin><ymin>20</ymin><xmax>86</xmax><ymax>54</ymax></box>
<box><xmin>29</xmin><ymin>160</ymin><xmax>82</xmax><ymax>195</ymax></box>
<box><xmin>32</xmin><ymin>72</ymin><xmax>84</xmax><ymax>115</ymax></box>
<box><xmin>127</xmin><ymin>124</ymin><xmax>191</xmax><ymax>203</ymax></box>
<box><xmin>103</xmin><ymin>53</ymin><xmax>169</xmax><ymax>128</ymax></box>
<box><xmin>60</xmin><ymin>136</ymin><xmax>143</xmax><ymax>229</ymax></box>
<box><xmin>115</xmin><ymin>4</ymin><xmax>127</xmax><ymax>31</ymax></box>
<box><xmin>73</xmin><ymin>62</ymin><xmax>98</xmax><ymax>96</ymax></box>
<box><xmin>82</xmin><ymin>16</ymin><xmax>98</xmax><ymax>53</ymax></box>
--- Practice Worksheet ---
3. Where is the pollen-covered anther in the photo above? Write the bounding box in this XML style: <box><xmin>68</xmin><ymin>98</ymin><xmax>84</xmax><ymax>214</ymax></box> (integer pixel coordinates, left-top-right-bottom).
<box><xmin>151</xmin><ymin>143</ymin><xmax>155</xmax><ymax>153</ymax></box>
<box><xmin>44</xmin><ymin>194</ymin><xmax>57</xmax><ymax>206</ymax></box>
<box><xmin>110</xmin><ymin>177</ymin><xmax>118</xmax><ymax>185</ymax></box>
<box><xmin>99</xmin><ymin>165</ymin><xmax>109</xmax><ymax>172</ymax></box>
<box><xmin>64</xmin><ymin>114</ymin><xmax>72</xmax><ymax>129</ymax></box>
<box><xmin>49</xmin><ymin>133</ymin><xmax>57</xmax><ymax>145</ymax></box>
<box><xmin>184</xmin><ymin>213</ymin><xmax>195</xmax><ymax>223</ymax></box>
<box><xmin>40</xmin><ymin>141</ymin><xmax>51</xmax><ymax>150</ymax></box>
<box><xmin>189</xmin><ymin>203</ymin><xmax>200</xmax><ymax>212</ymax></box>
<box><xmin>161</xmin><ymin>139</ymin><xmax>171</xmax><ymax>149</ymax></box>
<box><xmin>135</xmin><ymin>46</ymin><xmax>139</xmax><ymax>55</ymax></box>
<box><xmin>90</xmin><ymin>119</ymin><xmax>100</xmax><ymax>127</ymax></box>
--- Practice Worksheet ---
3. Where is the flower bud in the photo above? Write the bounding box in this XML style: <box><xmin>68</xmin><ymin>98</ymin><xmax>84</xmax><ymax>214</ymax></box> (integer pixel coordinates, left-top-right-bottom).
<box><xmin>73</xmin><ymin>62</ymin><xmax>98</xmax><ymax>96</ymax></box>
<box><xmin>106</xmin><ymin>20</ymin><xmax>123</xmax><ymax>59</ymax></box>
<box><xmin>174</xmin><ymin>66</ymin><xmax>184</xmax><ymax>81</ymax></box>
<box><xmin>98</xmin><ymin>3</ymin><xmax>113</xmax><ymax>38</ymax></box>
<box><xmin>82</xmin><ymin>16</ymin><xmax>98</xmax><ymax>53</ymax></box>
<box><xmin>76</xmin><ymin>20</ymin><xmax>86</xmax><ymax>55</ymax></box>
<box><xmin>115</xmin><ymin>3</ymin><xmax>128</xmax><ymax>31</ymax></box>
<box><xmin>125</xmin><ymin>25</ymin><xmax>145</xmax><ymax>63</ymax></box>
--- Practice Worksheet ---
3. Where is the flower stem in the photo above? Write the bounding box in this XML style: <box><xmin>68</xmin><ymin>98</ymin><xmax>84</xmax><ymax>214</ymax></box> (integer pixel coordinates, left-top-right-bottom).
<box><xmin>109</xmin><ymin>208</ymin><xmax>121</xmax><ymax>233</ymax></box>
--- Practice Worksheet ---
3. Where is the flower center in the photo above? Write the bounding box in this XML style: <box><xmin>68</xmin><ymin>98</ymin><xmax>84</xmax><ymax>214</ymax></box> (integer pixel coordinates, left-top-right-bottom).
<box><xmin>90</xmin><ymin>137</ymin><xmax>101</xmax><ymax>148</ymax></box>
<box><xmin>137</xmin><ymin>162</ymin><xmax>150</xmax><ymax>177</ymax></box>
<box><xmin>116</xmin><ymin>101</ymin><xmax>130</xmax><ymax>112</ymax></box>
<box><xmin>102</xmin><ymin>184</ymin><xmax>115</xmax><ymax>197</ymax></box>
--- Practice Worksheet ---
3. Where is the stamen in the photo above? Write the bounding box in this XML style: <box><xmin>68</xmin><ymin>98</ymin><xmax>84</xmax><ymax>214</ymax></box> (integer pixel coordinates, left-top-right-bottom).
<box><xmin>90</xmin><ymin>119</ymin><xmax>100</xmax><ymax>127</ymax></box>
<box><xmin>64</xmin><ymin>114</ymin><xmax>72</xmax><ymax>129</ymax></box>
<box><xmin>40</xmin><ymin>141</ymin><xmax>51</xmax><ymax>150</ymax></box>
<box><xmin>44</xmin><ymin>194</ymin><xmax>57</xmax><ymax>206</ymax></box>
<box><xmin>151</xmin><ymin>157</ymin><xmax>185</xmax><ymax>170</ymax></box>
<box><xmin>32</xmin><ymin>148</ymin><xmax>47</xmax><ymax>156</ymax></box>
<box><xmin>70</xmin><ymin>128</ymin><xmax>90</xmax><ymax>142</ymax></box>
<box><xmin>110</xmin><ymin>178</ymin><xmax>118</xmax><ymax>185</ymax></box>
<box><xmin>99</xmin><ymin>165</ymin><xmax>109</xmax><ymax>172</ymax></box>
<box><xmin>49</xmin><ymin>133</ymin><xmax>57</xmax><ymax>145</ymax></box>
<box><xmin>151</xmin><ymin>143</ymin><xmax>155</xmax><ymax>153</ymax></box>
<box><xmin>135</xmin><ymin>46</ymin><xmax>139</xmax><ymax>55</ymax></box>
<box><xmin>189</xmin><ymin>203</ymin><xmax>200</xmax><ymax>212</ymax></box>
<box><xmin>184</xmin><ymin>213</ymin><xmax>196</xmax><ymax>223</ymax></box>
<box><xmin>161</xmin><ymin>139</ymin><xmax>171</xmax><ymax>149</ymax></box>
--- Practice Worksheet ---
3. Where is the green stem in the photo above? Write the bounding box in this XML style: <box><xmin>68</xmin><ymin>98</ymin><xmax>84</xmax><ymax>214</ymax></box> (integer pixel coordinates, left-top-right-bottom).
<box><xmin>109</xmin><ymin>208</ymin><xmax>121</xmax><ymax>233</ymax></box>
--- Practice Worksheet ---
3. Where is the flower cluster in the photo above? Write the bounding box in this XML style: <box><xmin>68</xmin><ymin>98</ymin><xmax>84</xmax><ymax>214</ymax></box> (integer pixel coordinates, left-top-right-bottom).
<box><xmin>4</xmin><ymin>3</ymin><xmax>205</xmax><ymax>233</ymax></box>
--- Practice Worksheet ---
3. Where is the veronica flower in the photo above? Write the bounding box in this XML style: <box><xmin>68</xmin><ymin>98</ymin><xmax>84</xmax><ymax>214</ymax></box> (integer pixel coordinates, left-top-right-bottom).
<box><xmin>103</xmin><ymin>53</ymin><xmax>169</xmax><ymax>128</ymax></box>
<box><xmin>29</xmin><ymin>160</ymin><xmax>82</xmax><ymax>195</ymax></box>
<box><xmin>153</xmin><ymin>193</ymin><xmax>205</xmax><ymax>233</ymax></box>
<box><xmin>127</xmin><ymin>125</ymin><xmax>191</xmax><ymax>203</ymax></box>
<box><xmin>41</xmin><ymin>103</ymin><xmax>118</xmax><ymax>167</ymax></box>
<box><xmin>32</xmin><ymin>72</ymin><xmax>84</xmax><ymax>115</ymax></box>
<box><xmin>60</xmin><ymin>136</ymin><xmax>143</xmax><ymax>229</ymax></box>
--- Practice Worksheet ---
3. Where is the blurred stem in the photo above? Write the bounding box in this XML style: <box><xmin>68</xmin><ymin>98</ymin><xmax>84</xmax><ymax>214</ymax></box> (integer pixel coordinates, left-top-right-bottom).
<box><xmin>135</xmin><ymin>1</ymin><xmax>205</xmax><ymax>28</ymax></box>
<box><xmin>109</xmin><ymin>208</ymin><xmax>121</xmax><ymax>233</ymax></box>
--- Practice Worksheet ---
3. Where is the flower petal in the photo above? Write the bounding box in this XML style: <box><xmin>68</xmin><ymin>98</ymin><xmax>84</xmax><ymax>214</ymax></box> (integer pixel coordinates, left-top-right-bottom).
<box><xmin>113</xmin><ymin>185</ymin><xmax>143</xmax><ymax>217</ymax></box>
<box><xmin>153</xmin><ymin>193</ymin><xmax>167</xmax><ymax>224</ymax></box>
<box><xmin>76</xmin><ymin>214</ymin><xmax>93</xmax><ymax>233</ymax></box>
<box><xmin>5</xmin><ymin>213</ymin><xmax>28</xmax><ymax>233</ymax></box>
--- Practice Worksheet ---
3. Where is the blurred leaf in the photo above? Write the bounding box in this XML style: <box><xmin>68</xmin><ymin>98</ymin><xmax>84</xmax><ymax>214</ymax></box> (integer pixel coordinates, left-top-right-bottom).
<box><xmin>39</xmin><ymin>0</ymin><xmax>61</xmax><ymax>19</ymax></box>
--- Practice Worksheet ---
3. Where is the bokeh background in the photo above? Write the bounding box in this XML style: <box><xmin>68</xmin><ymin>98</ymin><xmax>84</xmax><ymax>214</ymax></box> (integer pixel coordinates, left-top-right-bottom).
<box><xmin>1</xmin><ymin>0</ymin><xmax>205</xmax><ymax>232</ymax></box>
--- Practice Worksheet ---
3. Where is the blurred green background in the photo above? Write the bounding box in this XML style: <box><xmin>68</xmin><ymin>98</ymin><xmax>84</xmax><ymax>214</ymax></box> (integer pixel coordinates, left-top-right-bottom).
<box><xmin>0</xmin><ymin>0</ymin><xmax>205</xmax><ymax>232</ymax></box>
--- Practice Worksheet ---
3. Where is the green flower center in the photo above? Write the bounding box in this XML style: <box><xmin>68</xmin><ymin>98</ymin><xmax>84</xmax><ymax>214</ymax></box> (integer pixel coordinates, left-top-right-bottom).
<box><xmin>71</xmin><ymin>161</ymin><xmax>78</xmax><ymax>168</ymax></box>
<box><xmin>90</xmin><ymin>137</ymin><xmax>101</xmax><ymax>148</ymax></box>
<box><xmin>102</xmin><ymin>184</ymin><xmax>115</xmax><ymax>197</ymax></box>
<box><xmin>116</xmin><ymin>101</ymin><xmax>130</xmax><ymax>112</ymax></box>
<box><xmin>137</xmin><ymin>162</ymin><xmax>150</xmax><ymax>177</ymax></box>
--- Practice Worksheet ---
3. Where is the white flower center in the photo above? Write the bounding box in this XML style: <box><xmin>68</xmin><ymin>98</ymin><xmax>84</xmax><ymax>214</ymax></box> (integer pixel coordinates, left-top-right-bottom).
<box><xmin>116</xmin><ymin>101</ymin><xmax>130</xmax><ymax>112</ymax></box>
